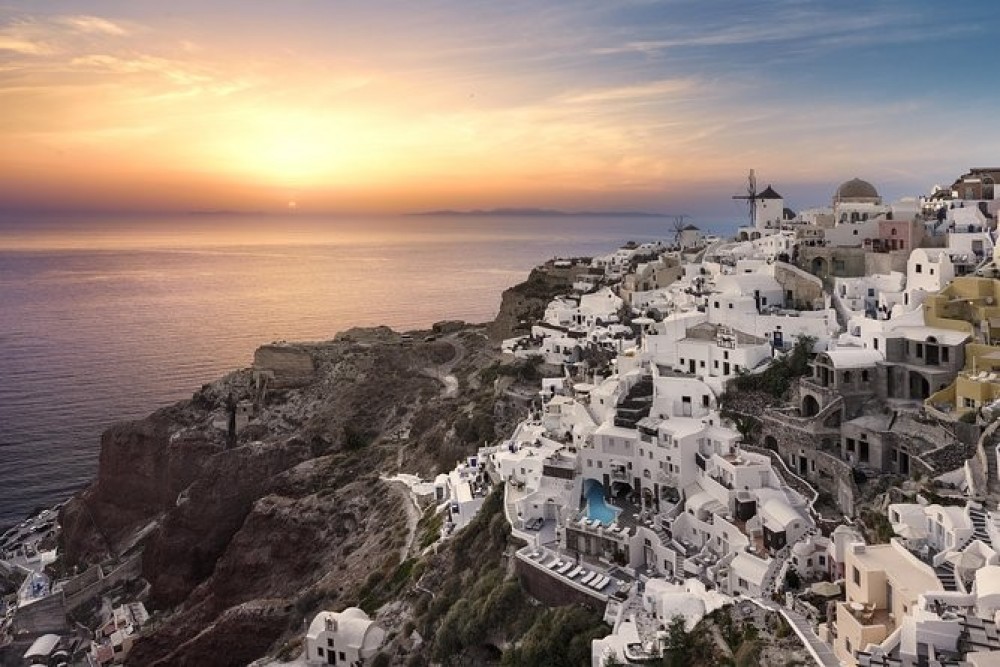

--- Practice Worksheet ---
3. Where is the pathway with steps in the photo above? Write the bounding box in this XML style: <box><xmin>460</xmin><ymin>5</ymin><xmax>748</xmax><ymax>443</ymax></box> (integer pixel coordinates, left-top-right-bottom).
<box><xmin>753</xmin><ymin>597</ymin><xmax>841</xmax><ymax>667</ymax></box>
<box><xmin>934</xmin><ymin>562</ymin><xmax>958</xmax><ymax>591</ymax></box>
<box><xmin>986</xmin><ymin>439</ymin><xmax>999</xmax><ymax>496</ymax></box>
<box><xmin>969</xmin><ymin>505</ymin><xmax>991</xmax><ymax>544</ymax></box>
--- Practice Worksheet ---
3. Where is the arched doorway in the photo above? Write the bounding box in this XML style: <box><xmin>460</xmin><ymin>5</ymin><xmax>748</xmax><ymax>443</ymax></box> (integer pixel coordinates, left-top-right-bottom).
<box><xmin>811</xmin><ymin>257</ymin><xmax>827</xmax><ymax>277</ymax></box>
<box><xmin>802</xmin><ymin>394</ymin><xmax>820</xmax><ymax>417</ymax></box>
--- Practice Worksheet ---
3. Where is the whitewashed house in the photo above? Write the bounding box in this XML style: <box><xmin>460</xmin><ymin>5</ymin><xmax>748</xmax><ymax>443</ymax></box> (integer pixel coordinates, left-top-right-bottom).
<box><xmin>305</xmin><ymin>608</ymin><xmax>386</xmax><ymax>666</ymax></box>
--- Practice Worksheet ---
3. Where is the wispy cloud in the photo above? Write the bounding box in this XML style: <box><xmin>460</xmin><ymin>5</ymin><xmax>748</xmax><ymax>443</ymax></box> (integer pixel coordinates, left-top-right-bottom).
<box><xmin>0</xmin><ymin>34</ymin><xmax>50</xmax><ymax>54</ymax></box>
<box><xmin>59</xmin><ymin>15</ymin><xmax>128</xmax><ymax>36</ymax></box>
<box><xmin>558</xmin><ymin>78</ymin><xmax>699</xmax><ymax>105</ymax></box>
<box><xmin>70</xmin><ymin>54</ymin><xmax>213</xmax><ymax>87</ymax></box>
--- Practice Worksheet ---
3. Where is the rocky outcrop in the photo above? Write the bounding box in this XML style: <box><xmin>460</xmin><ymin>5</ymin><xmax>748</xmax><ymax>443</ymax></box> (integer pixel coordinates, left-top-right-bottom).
<box><xmin>58</xmin><ymin>325</ymin><xmax>527</xmax><ymax>665</ymax></box>
<box><xmin>60</xmin><ymin>407</ymin><xmax>223</xmax><ymax>564</ymax></box>
<box><xmin>487</xmin><ymin>261</ymin><xmax>589</xmax><ymax>341</ymax></box>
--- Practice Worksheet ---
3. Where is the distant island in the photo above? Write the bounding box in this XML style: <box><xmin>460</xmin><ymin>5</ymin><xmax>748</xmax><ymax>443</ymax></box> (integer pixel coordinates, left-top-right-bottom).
<box><xmin>409</xmin><ymin>207</ymin><xmax>670</xmax><ymax>218</ymax></box>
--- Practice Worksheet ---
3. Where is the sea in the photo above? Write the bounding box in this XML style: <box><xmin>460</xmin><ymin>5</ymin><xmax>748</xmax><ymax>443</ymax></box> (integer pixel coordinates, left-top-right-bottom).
<box><xmin>0</xmin><ymin>212</ymin><xmax>737</xmax><ymax>531</ymax></box>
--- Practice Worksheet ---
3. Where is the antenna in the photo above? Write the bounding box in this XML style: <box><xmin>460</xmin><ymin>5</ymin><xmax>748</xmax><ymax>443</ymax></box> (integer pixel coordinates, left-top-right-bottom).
<box><xmin>732</xmin><ymin>169</ymin><xmax>759</xmax><ymax>229</ymax></box>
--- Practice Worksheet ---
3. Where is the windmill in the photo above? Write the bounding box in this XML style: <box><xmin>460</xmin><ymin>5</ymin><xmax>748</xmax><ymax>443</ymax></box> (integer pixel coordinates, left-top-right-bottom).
<box><xmin>732</xmin><ymin>169</ymin><xmax>760</xmax><ymax>229</ymax></box>
<box><xmin>671</xmin><ymin>214</ymin><xmax>690</xmax><ymax>249</ymax></box>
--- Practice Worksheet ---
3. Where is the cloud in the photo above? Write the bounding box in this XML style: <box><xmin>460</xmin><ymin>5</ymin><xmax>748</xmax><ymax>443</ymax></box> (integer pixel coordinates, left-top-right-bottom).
<box><xmin>558</xmin><ymin>78</ymin><xmax>700</xmax><ymax>105</ymax></box>
<box><xmin>70</xmin><ymin>54</ymin><xmax>213</xmax><ymax>87</ymax></box>
<box><xmin>59</xmin><ymin>15</ymin><xmax>128</xmax><ymax>36</ymax></box>
<box><xmin>0</xmin><ymin>35</ymin><xmax>51</xmax><ymax>54</ymax></box>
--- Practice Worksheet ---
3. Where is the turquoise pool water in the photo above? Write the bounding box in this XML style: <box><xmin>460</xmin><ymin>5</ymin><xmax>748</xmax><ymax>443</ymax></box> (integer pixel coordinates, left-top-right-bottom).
<box><xmin>584</xmin><ymin>479</ymin><xmax>619</xmax><ymax>525</ymax></box>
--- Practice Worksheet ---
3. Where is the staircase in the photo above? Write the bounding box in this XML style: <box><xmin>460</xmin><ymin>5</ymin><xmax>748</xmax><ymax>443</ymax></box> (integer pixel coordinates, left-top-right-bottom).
<box><xmin>934</xmin><ymin>562</ymin><xmax>958</xmax><ymax>591</ymax></box>
<box><xmin>986</xmin><ymin>442</ymin><xmax>999</xmax><ymax>495</ymax></box>
<box><xmin>969</xmin><ymin>505</ymin><xmax>991</xmax><ymax>545</ymax></box>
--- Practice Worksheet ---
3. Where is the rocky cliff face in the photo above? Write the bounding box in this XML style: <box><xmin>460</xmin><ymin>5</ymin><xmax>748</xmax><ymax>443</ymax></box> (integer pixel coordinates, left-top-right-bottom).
<box><xmin>59</xmin><ymin>324</ymin><xmax>523</xmax><ymax>666</ymax></box>
<box><xmin>487</xmin><ymin>260</ymin><xmax>590</xmax><ymax>341</ymax></box>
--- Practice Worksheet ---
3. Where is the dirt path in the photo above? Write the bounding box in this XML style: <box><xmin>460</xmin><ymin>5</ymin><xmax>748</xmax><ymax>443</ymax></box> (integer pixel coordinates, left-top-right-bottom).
<box><xmin>384</xmin><ymin>478</ymin><xmax>422</xmax><ymax>561</ymax></box>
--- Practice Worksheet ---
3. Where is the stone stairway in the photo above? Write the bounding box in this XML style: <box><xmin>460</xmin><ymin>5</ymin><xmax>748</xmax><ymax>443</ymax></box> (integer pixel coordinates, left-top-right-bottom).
<box><xmin>969</xmin><ymin>505</ymin><xmax>991</xmax><ymax>545</ymax></box>
<box><xmin>934</xmin><ymin>561</ymin><xmax>958</xmax><ymax>591</ymax></box>
<box><xmin>986</xmin><ymin>440</ymin><xmax>1000</xmax><ymax>495</ymax></box>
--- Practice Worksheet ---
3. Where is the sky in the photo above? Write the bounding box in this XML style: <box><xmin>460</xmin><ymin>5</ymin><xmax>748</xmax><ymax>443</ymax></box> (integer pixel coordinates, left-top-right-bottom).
<box><xmin>1</xmin><ymin>0</ymin><xmax>999</xmax><ymax>216</ymax></box>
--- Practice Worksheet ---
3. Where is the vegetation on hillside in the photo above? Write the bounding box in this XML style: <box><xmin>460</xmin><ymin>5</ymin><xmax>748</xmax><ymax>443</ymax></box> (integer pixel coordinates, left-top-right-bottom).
<box><xmin>730</xmin><ymin>335</ymin><xmax>815</xmax><ymax>399</ymax></box>
<box><xmin>376</xmin><ymin>487</ymin><xmax>612</xmax><ymax>666</ymax></box>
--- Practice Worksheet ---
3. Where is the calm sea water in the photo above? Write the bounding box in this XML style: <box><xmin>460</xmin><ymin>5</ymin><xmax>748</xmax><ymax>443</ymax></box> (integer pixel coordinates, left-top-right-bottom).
<box><xmin>0</xmin><ymin>213</ymin><xmax>735</xmax><ymax>530</ymax></box>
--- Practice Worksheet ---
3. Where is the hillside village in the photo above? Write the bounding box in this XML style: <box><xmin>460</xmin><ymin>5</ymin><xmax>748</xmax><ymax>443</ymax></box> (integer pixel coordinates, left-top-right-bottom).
<box><xmin>426</xmin><ymin>170</ymin><xmax>1000</xmax><ymax>667</ymax></box>
<box><xmin>5</xmin><ymin>169</ymin><xmax>1000</xmax><ymax>667</ymax></box>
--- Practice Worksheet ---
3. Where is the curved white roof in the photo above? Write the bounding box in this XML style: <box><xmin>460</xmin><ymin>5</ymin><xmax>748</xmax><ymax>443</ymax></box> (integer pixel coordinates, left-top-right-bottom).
<box><xmin>761</xmin><ymin>498</ymin><xmax>801</xmax><ymax>529</ymax></box>
<box><xmin>821</xmin><ymin>348</ymin><xmax>883</xmax><ymax>369</ymax></box>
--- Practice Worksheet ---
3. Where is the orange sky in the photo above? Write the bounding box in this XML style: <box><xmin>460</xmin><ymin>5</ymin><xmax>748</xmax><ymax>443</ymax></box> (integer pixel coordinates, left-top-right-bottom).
<box><xmin>2</xmin><ymin>3</ymin><xmax>998</xmax><ymax>214</ymax></box>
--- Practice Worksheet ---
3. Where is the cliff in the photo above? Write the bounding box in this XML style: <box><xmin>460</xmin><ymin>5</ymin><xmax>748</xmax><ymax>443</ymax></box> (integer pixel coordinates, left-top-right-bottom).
<box><xmin>487</xmin><ymin>259</ymin><xmax>591</xmax><ymax>341</ymax></box>
<box><xmin>59</xmin><ymin>324</ymin><xmax>528</xmax><ymax>666</ymax></box>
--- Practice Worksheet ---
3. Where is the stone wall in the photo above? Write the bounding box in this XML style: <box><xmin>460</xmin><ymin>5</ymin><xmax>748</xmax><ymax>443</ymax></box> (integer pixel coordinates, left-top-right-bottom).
<box><xmin>252</xmin><ymin>344</ymin><xmax>315</xmax><ymax>389</ymax></box>
<box><xmin>774</xmin><ymin>262</ymin><xmax>825</xmax><ymax>310</ymax></box>
<box><xmin>864</xmin><ymin>251</ymin><xmax>908</xmax><ymax>275</ymax></box>
<box><xmin>761</xmin><ymin>413</ymin><xmax>858</xmax><ymax>516</ymax></box>
<box><xmin>796</xmin><ymin>247</ymin><xmax>867</xmax><ymax>280</ymax></box>
<box><xmin>514</xmin><ymin>556</ymin><xmax>605</xmax><ymax>611</ymax></box>
<box><xmin>13</xmin><ymin>593</ymin><xmax>67</xmax><ymax>634</ymax></box>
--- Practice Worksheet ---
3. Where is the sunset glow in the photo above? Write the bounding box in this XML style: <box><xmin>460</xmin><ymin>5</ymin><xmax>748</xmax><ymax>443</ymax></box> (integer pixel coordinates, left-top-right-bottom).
<box><xmin>2</xmin><ymin>1</ymin><xmax>1000</xmax><ymax>215</ymax></box>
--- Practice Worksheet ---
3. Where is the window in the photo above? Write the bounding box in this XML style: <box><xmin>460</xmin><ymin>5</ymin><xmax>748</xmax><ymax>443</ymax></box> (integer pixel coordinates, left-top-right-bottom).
<box><xmin>728</xmin><ymin>303</ymin><xmax>734</xmax><ymax>309</ymax></box>
<box><xmin>328</xmin><ymin>638</ymin><xmax>334</xmax><ymax>648</ymax></box>
<box><xmin>891</xmin><ymin>228</ymin><xmax>897</xmax><ymax>236</ymax></box>
<box><xmin>700</xmin><ymin>360</ymin><xmax>706</xmax><ymax>368</ymax></box>
<box><xmin>846</xmin><ymin>438</ymin><xmax>855</xmax><ymax>452</ymax></box>
<box><xmin>859</xmin><ymin>441</ymin><xmax>869</xmax><ymax>463</ymax></box>
<box><xmin>853</xmin><ymin>566</ymin><xmax>861</xmax><ymax>586</ymax></box>
<box><xmin>843</xmin><ymin>371</ymin><xmax>852</xmax><ymax>383</ymax></box>
<box><xmin>714</xmin><ymin>301</ymin><xmax>720</xmax><ymax>309</ymax></box>
<box><xmin>318</xmin><ymin>648</ymin><xmax>324</xmax><ymax>657</ymax></box>
<box><xmin>915</xmin><ymin>263</ymin><xmax>922</xmax><ymax>273</ymax></box>
<box><xmin>930</xmin><ymin>268</ymin><xmax>935</xmax><ymax>276</ymax></box>
<box><xmin>916</xmin><ymin>343</ymin><xmax>923</xmax><ymax>358</ymax></box>
<box><xmin>942</xmin><ymin>347</ymin><xmax>949</xmax><ymax>362</ymax></box>
<box><xmin>861</xmin><ymin>370</ymin><xmax>869</xmax><ymax>382</ymax></box>
<box><xmin>340</xmin><ymin>652</ymin><xmax>346</xmax><ymax>662</ymax></box>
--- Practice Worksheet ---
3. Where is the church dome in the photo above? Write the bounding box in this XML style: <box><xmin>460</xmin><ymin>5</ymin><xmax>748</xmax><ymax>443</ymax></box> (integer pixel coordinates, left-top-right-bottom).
<box><xmin>834</xmin><ymin>178</ymin><xmax>880</xmax><ymax>203</ymax></box>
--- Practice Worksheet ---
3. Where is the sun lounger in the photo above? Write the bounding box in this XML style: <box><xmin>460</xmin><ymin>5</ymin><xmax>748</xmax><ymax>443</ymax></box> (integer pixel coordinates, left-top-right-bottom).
<box><xmin>557</xmin><ymin>562</ymin><xmax>574</xmax><ymax>574</ymax></box>
<box><xmin>580</xmin><ymin>571</ymin><xmax>595</xmax><ymax>585</ymax></box>
<box><xmin>548</xmin><ymin>559</ymin><xmax>563</xmax><ymax>570</ymax></box>
<box><xmin>567</xmin><ymin>566</ymin><xmax>583</xmax><ymax>578</ymax></box>
<box><xmin>594</xmin><ymin>576</ymin><xmax>610</xmax><ymax>591</ymax></box>
<box><xmin>588</xmin><ymin>575</ymin><xmax>605</xmax><ymax>589</ymax></box>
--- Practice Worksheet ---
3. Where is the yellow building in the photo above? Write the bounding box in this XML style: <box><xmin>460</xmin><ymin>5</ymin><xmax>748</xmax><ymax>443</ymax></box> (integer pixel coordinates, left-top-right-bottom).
<box><xmin>832</xmin><ymin>540</ymin><xmax>942</xmax><ymax>666</ymax></box>
<box><xmin>924</xmin><ymin>278</ymin><xmax>1000</xmax><ymax>419</ymax></box>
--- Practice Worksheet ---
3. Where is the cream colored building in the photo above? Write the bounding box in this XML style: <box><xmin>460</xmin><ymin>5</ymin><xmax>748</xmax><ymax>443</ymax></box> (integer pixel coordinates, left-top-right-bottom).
<box><xmin>833</xmin><ymin>540</ymin><xmax>943</xmax><ymax>666</ymax></box>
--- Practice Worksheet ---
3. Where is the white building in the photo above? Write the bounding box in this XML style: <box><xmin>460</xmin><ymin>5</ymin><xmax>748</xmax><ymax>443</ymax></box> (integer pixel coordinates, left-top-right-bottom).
<box><xmin>305</xmin><ymin>608</ymin><xmax>386</xmax><ymax>666</ymax></box>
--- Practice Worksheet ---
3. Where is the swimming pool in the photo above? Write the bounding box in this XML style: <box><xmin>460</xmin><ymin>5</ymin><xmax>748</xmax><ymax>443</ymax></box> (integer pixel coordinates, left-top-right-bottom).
<box><xmin>584</xmin><ymin>479</ymin><xmax>619</xmax><ymax>525</ymax></box>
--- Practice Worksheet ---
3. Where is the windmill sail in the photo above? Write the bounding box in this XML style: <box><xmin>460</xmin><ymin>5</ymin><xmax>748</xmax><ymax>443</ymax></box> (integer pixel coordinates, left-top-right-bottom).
<box><xmin>732</xmin><ymin>169</ymin><xmax>759</xmax><ymax>228</ymax></box>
